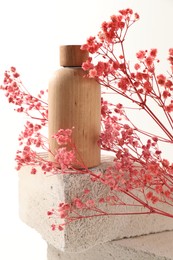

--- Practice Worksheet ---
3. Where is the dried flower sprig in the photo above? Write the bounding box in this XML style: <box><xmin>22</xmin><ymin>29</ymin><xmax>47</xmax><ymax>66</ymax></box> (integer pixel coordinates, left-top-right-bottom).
<box><xmin>50</xmin><ymin>8</ymin><xmax>173</xmax><ymax>230</ymax></box>
<box><xmin>0</xmin><ymin>68</ymin><xmax>80</xmax><ymax>173</ymax></box>
<box><xmin>1</xmin><ymin>8</ymin><xmax>173</xmax><ymax>231</ymax></box>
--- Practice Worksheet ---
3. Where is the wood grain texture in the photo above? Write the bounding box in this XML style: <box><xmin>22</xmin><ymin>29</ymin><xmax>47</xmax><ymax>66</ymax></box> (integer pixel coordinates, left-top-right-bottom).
<box><xmin>48</xmin><ymin>67</ymin><xmax>101</xmax><ymax>168</ymax></box>
<box><xmin>60</xmin><ymin>45</ymin><xmax>89</xmax><ymax>67</ymax></box>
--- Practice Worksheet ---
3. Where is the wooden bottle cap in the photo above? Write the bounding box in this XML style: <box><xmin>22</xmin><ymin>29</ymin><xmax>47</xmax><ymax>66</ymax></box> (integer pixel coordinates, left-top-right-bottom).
<box><xmin>60</xmin><ymin>45</ymin><xmax>89</xmax><ymax>67</ymax></box>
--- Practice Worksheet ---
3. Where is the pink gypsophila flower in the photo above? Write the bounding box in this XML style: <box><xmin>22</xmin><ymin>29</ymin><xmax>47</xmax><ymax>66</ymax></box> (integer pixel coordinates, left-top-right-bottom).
<box><xmin>55</xmin><ymin>147</ymin><xmax>76</xmax><ymax>170</ymax></box>
<box><xmin>52</xmin><ymin>129</ymin><xmax>72</xmax><ymax>145</ymax></box>
<box><xmin>82</xmin><ymin>57</ymin><xmax>94</xmax><ymax>71</ymax></box>
<box><xmin>150</xmin><ymin>49</ymin><xmax>157</xmax><ymax>58</ymax></box>
<box><xmin>169</xmin><ymin>48</ymin><xmax>173</xmax><ymax>56</ymax></box>
<box><xmin>136</xmin><ymin>50</ymin><xmax>146</xmax><ymax>60</ymax></box>
<box><xmin>157</xmin><ymin>74</ymin><xmax>166</xmax><ymax>86</ymax></box>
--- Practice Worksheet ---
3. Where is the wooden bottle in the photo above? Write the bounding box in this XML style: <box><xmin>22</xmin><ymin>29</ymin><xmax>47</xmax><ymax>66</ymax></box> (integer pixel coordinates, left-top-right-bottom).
<box><xmin>48</xmin><ymin>45</ymin><xmax>101</xmax><ymax>168</ymax></box>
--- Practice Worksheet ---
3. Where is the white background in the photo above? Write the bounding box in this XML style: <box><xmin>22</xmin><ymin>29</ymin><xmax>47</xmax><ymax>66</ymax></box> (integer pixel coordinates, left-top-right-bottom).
<box><xmin>0</xmin><ymin>0</ymin><xmax>172</xmax><ymax>259</ymax></box>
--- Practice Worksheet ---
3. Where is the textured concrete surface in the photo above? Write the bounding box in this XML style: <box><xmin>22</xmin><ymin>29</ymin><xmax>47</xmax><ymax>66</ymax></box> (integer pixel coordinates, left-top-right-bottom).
<box><xmin>47</xmin><ymin>231</ymin><xmax>173</xmax><ymax>260</ymax></box>
<box><xmin>19</xmin><ymin>153</ymin><xmax>173</xmax><ymax>252</ymax></box>
<box><xmin>115</xmin><ymin>230</ymin><xmax>173</xmax><ymax>259</ymax></box>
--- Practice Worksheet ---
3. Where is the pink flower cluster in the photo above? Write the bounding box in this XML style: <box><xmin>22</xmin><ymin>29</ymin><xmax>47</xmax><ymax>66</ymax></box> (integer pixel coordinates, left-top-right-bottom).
<box><xmin>1</xmin><ymin>68</ymin><xmax>80</xmax><ymax>174</ymax></box>
<box><xmin>1</xmin><ymin>67</ymin><xmax>48</xmax><ymax>121</ymax></box>
<box><xmin>1</xmin><ymin>8</ymin><xmax>173</xmax><ymax>231</ymax></box>
<box><xmin>52</xmin><ymin>129</ymin><xmax>72</xmax><ymax>145</ymax></box>
<box><xmin>48</xmin><ymin>8</ymin><xmax>173</xmax><ymax>230</ymax></box>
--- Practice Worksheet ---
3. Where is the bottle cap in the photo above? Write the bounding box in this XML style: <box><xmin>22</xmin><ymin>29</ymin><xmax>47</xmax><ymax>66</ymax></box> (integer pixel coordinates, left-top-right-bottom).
<box><xmin>60</xmin><ymin>45</ymin><xmax>89</xmax><ymax>67</ymax></box>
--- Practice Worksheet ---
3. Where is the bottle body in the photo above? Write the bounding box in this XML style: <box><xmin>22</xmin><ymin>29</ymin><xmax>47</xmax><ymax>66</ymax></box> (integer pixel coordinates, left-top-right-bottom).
<box><xmin>48</xmin><ymin>66</ymin><xmax>101</xmax><ymax>168</ymax></box>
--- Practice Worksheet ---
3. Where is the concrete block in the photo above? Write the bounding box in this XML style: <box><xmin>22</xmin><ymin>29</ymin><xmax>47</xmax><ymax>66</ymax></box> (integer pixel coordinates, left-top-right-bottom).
<box><xmin>19</xmin><ymin>153</ymin><xmax>173</xmax><ymax>253</ymax></box>
<box><xmin>47</xmin><ymin>230</ymin><xmax>173</xmax><ymax>260</ymax></box>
